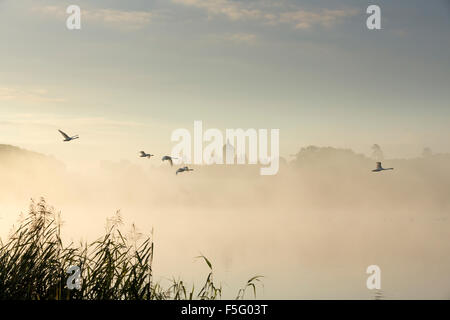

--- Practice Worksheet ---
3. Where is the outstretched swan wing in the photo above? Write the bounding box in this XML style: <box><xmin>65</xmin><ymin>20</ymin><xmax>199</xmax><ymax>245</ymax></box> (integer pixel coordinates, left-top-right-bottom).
<box><xmin>58</xmin><ymin>130</ymin><xmax>70</xmax><ymax>140</ymax></box>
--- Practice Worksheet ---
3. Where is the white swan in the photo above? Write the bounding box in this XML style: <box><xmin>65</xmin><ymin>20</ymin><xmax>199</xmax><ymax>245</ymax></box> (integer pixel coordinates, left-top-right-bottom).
<box><xmin>372</xmin><ymin>162</ymin><xmax>394</xmax><ymax>172</ymax></box>
<box><xmin>162</xmin><ymin>155</ymin><xmax>178</xmax><ymax>166</ymax></box>
<box><xmin>176</xmin><ymin>166</ymin><xmax>194</xmax><ymax>175</ymax></box>
<box><xmin>58</xmin><ymin>129</ymin><xmax>79</xmax><ymax>142</ymax></box>
<box><xmin>139</xmin><ymin>151</ymin><xmax>153</xmax><ymax>158</ymax></box>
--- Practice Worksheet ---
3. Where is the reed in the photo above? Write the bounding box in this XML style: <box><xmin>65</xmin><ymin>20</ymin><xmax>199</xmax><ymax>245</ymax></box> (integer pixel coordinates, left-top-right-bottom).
<box><xmin>0</xmin><ymin>198</ymin><xmax>262</xmax><ymax>300</ymax></box>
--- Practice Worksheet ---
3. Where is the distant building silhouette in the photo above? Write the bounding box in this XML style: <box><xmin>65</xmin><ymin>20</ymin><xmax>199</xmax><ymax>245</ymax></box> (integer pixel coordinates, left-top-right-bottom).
<box><xmin>223</xmin><ymin>139</ymin><xmax>235</xmax><ymax>163</ymax></box>
<box><xmin>422</xmin><ymin>147</ymin><xmax>432</xmax><ymax>157</ymax></box>
<box><xmin>371</xmin><ymin>144</ymin><xmax>384</xmax><ymax>161</ymax></box>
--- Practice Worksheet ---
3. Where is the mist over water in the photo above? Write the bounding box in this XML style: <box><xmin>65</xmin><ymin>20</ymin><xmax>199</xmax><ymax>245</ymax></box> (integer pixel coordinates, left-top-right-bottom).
<box><xmin>1</xmin><ymin>144</ymin><xmax>449</xmax><ymax>299</ymax></box>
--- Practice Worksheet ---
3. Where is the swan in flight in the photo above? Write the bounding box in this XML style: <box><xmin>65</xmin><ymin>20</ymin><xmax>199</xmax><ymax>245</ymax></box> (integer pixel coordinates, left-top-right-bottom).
<box><xmin>176</xmin><ymin>166</ymin><xmax>194</xmax><ymax>175</ymax></box>
<box><xmin>58</xmin><ymin>129</ymin><xmax>79</xmax><ymax>142</ymax></box>
<box><xmin>372</xmin><ymin>162</ymin><xmax>394</xmax><ymax>172</ymax></box>
<box><xmin>162</xmin><ymin>155</ymin><xmax>178</xmax><ymax>166</ymax></box>
<box><xmin>139</xmin><ymin>151</ymin><xmax>154</xmax><ymax>158</ymax></box>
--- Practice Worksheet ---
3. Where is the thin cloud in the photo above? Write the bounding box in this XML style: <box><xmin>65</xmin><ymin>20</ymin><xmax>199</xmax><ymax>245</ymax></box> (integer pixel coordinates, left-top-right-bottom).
<box><xmin>32</xmin><ymin>5</ymin><xmax>154</xmax><ymax>30</ymax></box>
<box><xmin>0</xmin><ymin>87</ymin><xmax>65</xmax><ymax>103</ymax></box>
<box><xmin>85</xmin><ymin>9</ymin><xmax>154</xmax><ymax>29</ymax></box>
<box><xmin>34</xmin><ymin>2</ymin><xmax>358</xmax><ymax>31</ymax></box>
<box><xmin>1</xmin><ymin>113</ymin><xmax>143</xmax><ymax>129</ymax></box>
<box><xmin>214</xmin><ymin>33</ymin><xmax>258</xmax><ymax>45</ymax></box>
<box><xmin>279</xmin><ymin>9</ymin><xmax>360</xmax><ymax>30</ymax></box>
<box><xmin>173</xmin><ymin>0</ymin><xmax>263</xmax><ymax>21</ymax></box>
<box><xmin>173</xmin><ymin>0</ymin><xmax>359</xmax><ymax>29</ymax></box>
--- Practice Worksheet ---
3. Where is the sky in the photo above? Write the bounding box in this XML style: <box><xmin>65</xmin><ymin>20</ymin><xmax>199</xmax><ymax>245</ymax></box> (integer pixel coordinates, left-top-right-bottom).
<box><xmin>0</xmin><ymin>0</ymin><xmax>449</xmax><ymax>169</ymax></box>
<box><xmin>0</xmin><ymin>0</ymin><xmax>450</xmax><ymax>299</ymax></box>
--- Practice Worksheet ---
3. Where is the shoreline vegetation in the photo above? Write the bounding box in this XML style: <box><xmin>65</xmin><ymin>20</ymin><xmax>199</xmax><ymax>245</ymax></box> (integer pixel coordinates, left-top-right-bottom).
<box><xmin>0</xmin><ymin>198</ymin><xmax>262</xmax><ymax>300</ymax></box>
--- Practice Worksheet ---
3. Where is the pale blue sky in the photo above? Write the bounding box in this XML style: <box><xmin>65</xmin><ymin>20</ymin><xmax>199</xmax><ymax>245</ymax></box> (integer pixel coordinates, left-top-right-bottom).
<box><xmin>0</xmin><ymin>0</ymin><xmax>449</xmax><ymax>167</ymax></box>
